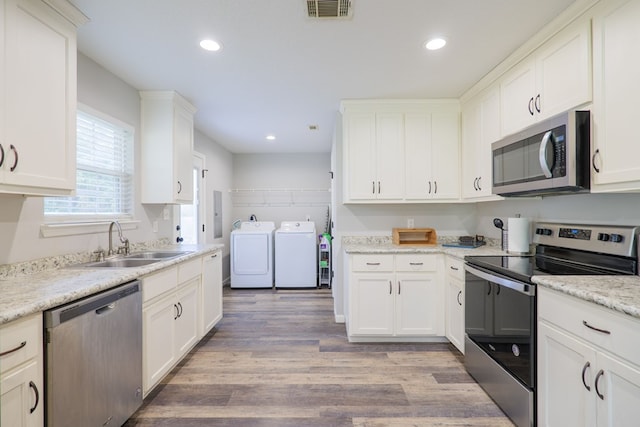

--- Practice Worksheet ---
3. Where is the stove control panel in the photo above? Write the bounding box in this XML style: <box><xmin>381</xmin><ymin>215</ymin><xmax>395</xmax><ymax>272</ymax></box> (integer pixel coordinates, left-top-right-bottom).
<box><xmin>533</xmin><ymin>222</ymin><xmax>639</xmax><ymax>258</ymax></box>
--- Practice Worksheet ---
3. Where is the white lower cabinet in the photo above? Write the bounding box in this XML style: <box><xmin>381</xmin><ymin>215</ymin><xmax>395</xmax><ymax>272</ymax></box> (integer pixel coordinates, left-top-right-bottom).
<box><xmin>0</xmin><ymin>313</ymin><xmax>43</xmax><ymax>427</ymax></box>
<box><xmin>538</xmin><ymin>287</ymin><xmax>640</xmax><ymax>427</ymax></box>
<box><xmin>142</xmin><ymin>258</ymin><xmax>205</xmax><ymax>396</ymax></box>
<box><xmin>347</xmin><ymin>254</ymin><xmax>443</xmax><ymax>340</ymax></box>
<box><xmin>444</xmin><ymin>256</ymin><xmax>465</xmax><ymax>353</ymax></box>
<box><xmin>201</xmin><ymin>252</ymin><xmax>223</xmax><ymax>335</ymax></box>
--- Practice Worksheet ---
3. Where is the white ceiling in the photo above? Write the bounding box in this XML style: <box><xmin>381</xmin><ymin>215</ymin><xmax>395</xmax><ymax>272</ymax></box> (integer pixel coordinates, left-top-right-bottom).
<box><xmin>69</xmin><ymin>0</ymin><xmax>577</xmax><ymax>154</ymax></box>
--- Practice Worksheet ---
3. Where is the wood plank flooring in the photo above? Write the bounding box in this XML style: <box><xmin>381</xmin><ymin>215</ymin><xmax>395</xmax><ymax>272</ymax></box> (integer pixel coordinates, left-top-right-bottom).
<box><xmin>125</xmin><ymin>287</ymin><xmax>514</xmax><ymax>426</ymax></box>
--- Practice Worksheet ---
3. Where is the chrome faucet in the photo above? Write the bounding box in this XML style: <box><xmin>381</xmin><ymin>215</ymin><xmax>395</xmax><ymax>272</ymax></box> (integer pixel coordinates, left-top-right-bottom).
<box><xmin>108</xmin><ymin>221</ymin><xmax>130</xmax><ymax>256</ymax></box>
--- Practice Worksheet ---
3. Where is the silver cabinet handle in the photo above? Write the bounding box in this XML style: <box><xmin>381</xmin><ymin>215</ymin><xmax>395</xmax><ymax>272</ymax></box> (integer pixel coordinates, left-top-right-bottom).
<box><xmin>211</xmin><ymin>254</ymin><xmax>218</xmax><ymax>258</ymax></box>
<box><xmin>366</xmin><ymin>262</ymin><xmax>380</xmax><ymax>266</ymax></box>
<box><xmin>456</xmin><ymin>290</ymin><xmax>462</xmax><ymax>306</ymax></box>
<box><xmin>528</xmin><ymin>97</ymin><xmax>534</xmax><ymax>115</ymax></box>
<box><xmin>583</xmin><ymin>320</ymin><xmax>611</xmax><ymax>335</ymax></box>
<box><xmin>29</xmin><ymin>381</ymin><xmax>39</xmax><ymax>414</ymax></box>
<box><xmin>450</xmin><ymin>266</ymin><xmax>459</xmax><ymax>271</ymax></box>
<box><xmin>410</xmin><ymin>262</ymin><xmax>423</xmax><ymax>266</ymax></box>
<box><xmin>389</xmin><ymin>280</ymin><xmax>392</xmax><ymax>295</ymax></box>
<box><xmin>434</xmin><ymin>181</ymin><xmax>437</xmax><ymax>194</ymax></box>
<box><xmin>0</xmin><ymin>341</ymin><xmax>26</xmax><ymax>357</ymax></box>
<box><xmin>174</xmin><ymin>304</ymin><xmax>179</xmax><ymax>320</ymax></box>
<box><xmin>398</xmin><ymin>281</ymin><xmax>401</xmax><ymax>295</ymax></box>
<box><xmin>595</xmin><ymin>369</ymin><xmax>605</xmax><ymax>400</ymax></box>
<box><xmin>177</xmin><ymin>180</ymin><xmax>183</xmax><ymax>194</ymax></box>
<box><xmin>473</xmin><ymin>177</ymin><xmax>478</xmax><ymax>191</ymax></box>
<box><xmin>428</xmin><ymin>181</ymin><xmax>432</xmax><ymax>194</ymax></box>
<box><xmin>0</xmin><ymin>143</ymin><xmax>4</xmax><ymax>167</ymax></box>
<box><xmin>177</xmin><ymin>302</ymin><xmax>183</xmax><ymax>318</ymax></box>
<box><xmin>477</xmin><ymin>176</ymin><xmax>481</xmax><ymax>191</ymax></box>
<box><xmin>378</xmin><ymin>181</ymin><xmax>381</xmax><ymax>194</ymax></box>
<box><xmin>581</xmin><ymin>361</ymin><xmax>591</xmax><ymax>391</ymax></box>
<box><xmin>535</xmin><ymin>94</ymin><xmax>541</xmax><ymax>113</ymax></box>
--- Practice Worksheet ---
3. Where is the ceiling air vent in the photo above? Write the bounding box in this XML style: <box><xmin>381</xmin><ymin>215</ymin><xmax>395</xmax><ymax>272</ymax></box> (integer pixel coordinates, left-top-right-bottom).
<box><xmin>306</xmin><ymin>0</ymin><xmax>352</xmax><ymax>19</ymax></box>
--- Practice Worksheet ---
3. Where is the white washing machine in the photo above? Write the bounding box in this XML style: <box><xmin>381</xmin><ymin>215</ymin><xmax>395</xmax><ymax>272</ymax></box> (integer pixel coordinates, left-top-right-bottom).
<box><xmin>230</xmin><ymin>221</ymin><xmax>275</xmax><ymax>288</ymax></box>
<box><xmin>275</xmin><ymin>221</ymin><xmax>317</xmax><ymax>288</ymax></box>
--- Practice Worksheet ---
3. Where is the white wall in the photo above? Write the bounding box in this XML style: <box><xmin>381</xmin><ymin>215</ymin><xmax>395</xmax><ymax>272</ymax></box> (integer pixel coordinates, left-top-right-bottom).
<box><xmin>231</xmin><ymin>153</ymin><xmax>332</xmax><ymax>231</ymax></box>
<box><xmin>0</xmin><ymin>54</ymin><xmax>171</xmax><ymax>265</ymax></box>
<box><xmin>194</xmin><ymin>129</ymin><xmax>233</xmax><ymax>282</ymax></box>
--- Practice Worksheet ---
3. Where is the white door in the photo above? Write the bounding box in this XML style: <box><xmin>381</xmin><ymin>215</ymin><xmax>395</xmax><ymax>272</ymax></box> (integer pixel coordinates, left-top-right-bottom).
<box><xmin>350</xmin><ymin>274</ymin><xmax>395</xmax><ymax>336</ymax></box>
<box><xmin>596</xmin><ymin>351</ymin><xmax>640</xmax><ymax>427</ymax></box>
<box><xmin>395</xmin><ymin>273</ymin><xmax>440</xmax><ymax>335</ymax></box>
<box><xmin>179</xmin><ymin>153</ymin><xmax>206</xmax><ymax>244</ymax></box>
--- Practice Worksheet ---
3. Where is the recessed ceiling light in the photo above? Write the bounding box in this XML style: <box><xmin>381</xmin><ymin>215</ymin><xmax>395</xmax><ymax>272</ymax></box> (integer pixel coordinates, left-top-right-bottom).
<box><xmin>200</xmin><ymin>39</ymin><xmax>222</xmax><ymax>52</ymax></box>
<box><xmin>266</xmin><ymin>135</ymin><xmax>276</xmax><ymax>141</ymax></box>
<box><xmin>425</xmin><ymin>37</ymin><xmax>446</xmax><ymax>51</ymax></box>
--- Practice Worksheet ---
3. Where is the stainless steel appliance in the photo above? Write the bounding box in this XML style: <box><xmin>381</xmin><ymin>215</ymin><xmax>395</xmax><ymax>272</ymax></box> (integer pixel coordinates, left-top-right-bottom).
<box><xmin>45</xmin><ymin>280</ymin><xmax>142</xmax><ymax>427</ymax></box>
<box><xmin>492</xmin><ymin>110</ymin><xmax>590</xmax><ymax>197</ymax></box>
<box><xmin>464</xmin><ymin>223</ymin><xmax>638</xmax><ymax>427</ymax></box>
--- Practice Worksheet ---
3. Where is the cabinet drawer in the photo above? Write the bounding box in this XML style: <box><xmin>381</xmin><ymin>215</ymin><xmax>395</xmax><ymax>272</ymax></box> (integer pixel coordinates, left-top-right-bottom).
<box><xmin>142</xmin><ymin>267</ymin><xmax>178</xmax><ymax>303</ymax></box>
<box><xmin>538</xmin><ymin>287</ymin><xmax>640</xmax><ymax>367</ymax></box>
<box><xmin>445</xmin><ymin>256</ymin><xmax>465</xmax><ymax>280</ymax></box>
<box><xmin>395</xmin><ymin>254</ymin><xmax>437</xmax><ymax>272</ymax></box>
<box><xmin>178</xmin><ymin>258</ymin><xmax>202</xmax><ymax>283</ymax></box>
<box><xmin>0</xmin><ymin>313</ymin><xmax>41</xmax><ymax>374</ymax></box>
<box><xmin>351</xmin><ymin>254</ymin><xmax>394</xmax><ymax>272</ymax></box>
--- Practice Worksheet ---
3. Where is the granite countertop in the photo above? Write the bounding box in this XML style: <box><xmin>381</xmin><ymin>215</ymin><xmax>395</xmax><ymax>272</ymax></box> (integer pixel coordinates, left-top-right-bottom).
<box><xmin>533</xmin><ymin>275</ymin><xmax>640</xmax><ymax>320</ymax></box>
<box><xmin>0</xmin><ymin>244</ymin><xmax>223</xmax><ymax>326</ymax></box>
<box><xmin>343</xmin><ymin>242</ymin><xmax>508</xmax><ymax>258</ymax></box>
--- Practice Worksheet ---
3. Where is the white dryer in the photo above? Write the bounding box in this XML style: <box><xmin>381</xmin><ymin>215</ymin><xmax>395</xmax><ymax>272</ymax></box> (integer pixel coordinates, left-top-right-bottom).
<box><xmin>275</xmin><ymin>221</ymin><xmax>317</xmax><ymax>288</ymax></box>
<box><xmin>230</xmin><ymin>221</ymin><xmax>275</xmax><ymax>288</ymax></box>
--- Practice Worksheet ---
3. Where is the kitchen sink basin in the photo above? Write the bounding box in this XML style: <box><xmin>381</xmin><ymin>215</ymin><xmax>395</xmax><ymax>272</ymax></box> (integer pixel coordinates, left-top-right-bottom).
<box><xmin>125</xmin><ymin>251</ymin><xmax>193</xmax><ymax>259</ymax></box>
<box><xmin>82</xmin><ymin>258</ymin><xmax>160</xmax><ymax>268</ymax></box>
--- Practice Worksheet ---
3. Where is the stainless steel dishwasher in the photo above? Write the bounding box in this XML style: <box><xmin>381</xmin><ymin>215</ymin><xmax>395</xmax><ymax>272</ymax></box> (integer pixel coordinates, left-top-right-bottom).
<box><xmin>45</xmin><ymin>280</ymin><xmax>143</xmax><ymax>427</ymax></box>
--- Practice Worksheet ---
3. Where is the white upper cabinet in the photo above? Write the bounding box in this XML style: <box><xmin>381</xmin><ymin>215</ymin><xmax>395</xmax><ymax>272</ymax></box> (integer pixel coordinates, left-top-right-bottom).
<box><xmin>405</xmin><ymin>109</ymin><xmax>460</xmax><ymax>201</ymax></box>
<box><xmin>342</xmin><ymin>100</ymin><xmax>460</xmax><ymax>203</ymax></box>
<box><xmin>140</xmin><ymin>91</ymin><xmax>197</xmax><ymax>204</ymax></box>
<box><xmin>501</xmin><ymin>19</ymin><xmax>592</xmax><ymax>137</ymax></box>
<box><xmin>461</xmin><ymin>84</ymin><xmax>502</xmax><ymax>200</ymax></box>
<box><xmin>591</xmin><ymin>0</ymin><xmax>640</xmax><ymax>191</ymax></box>
<box><xmin>343</xmin><ymin>109</ymin><xmax>404</xmax><ymax>201</ymax></box>
<box><xmin>0</xmin><ymin>0</ymin><xmax>86</xmax><ymax>196</ymax></box>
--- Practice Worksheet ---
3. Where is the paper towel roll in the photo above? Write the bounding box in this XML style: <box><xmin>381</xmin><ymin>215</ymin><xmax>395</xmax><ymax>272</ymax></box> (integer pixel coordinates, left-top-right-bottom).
<box><xmin>508</xmin><ymin>217</ymin><xmax>530</xmax><ymax>254</ymax></box>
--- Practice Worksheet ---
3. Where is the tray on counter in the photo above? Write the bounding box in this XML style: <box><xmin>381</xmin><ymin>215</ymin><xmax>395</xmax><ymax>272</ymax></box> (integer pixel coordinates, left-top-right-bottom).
<box><xmin>392</xmin><ymin>228</ymin><xmax>437</xmax><ymax>245</ymax></box>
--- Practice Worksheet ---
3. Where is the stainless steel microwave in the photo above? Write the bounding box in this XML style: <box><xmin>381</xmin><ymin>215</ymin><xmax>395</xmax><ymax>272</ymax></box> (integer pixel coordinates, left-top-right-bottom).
<box><xmin>491</xmin><ymin>110</ymin><xmax>590</xmax><ymax>197</ymax></box>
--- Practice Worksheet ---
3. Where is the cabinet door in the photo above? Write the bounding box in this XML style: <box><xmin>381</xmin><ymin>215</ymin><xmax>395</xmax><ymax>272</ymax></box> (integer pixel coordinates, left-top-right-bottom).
<box><xmin>375</xmin><ymin>113</ymin><xmax>404</xmax><ymax>200</ymax></box>
<box><xmin>538</xmin><ymin>321</ymin><xmax>596</xmax><ymax>427</ymax></box>
<box><xmin>2</xmin><ymin>0</ymin><xmax>76</xmax><ymax>194</ymax></box>
<box><xmin>173</xmin><ymin>104</ymin><xmax>194</xmax><ymax>203</ymax></box>
<box><xmin>461</xmin><ymin>97</ymin><xmax>482</xmax><ymax>199</ymax></box>
<box><xmin>430</xmin><ymin>112</ymin><xmax>460</xmax><ymax>200</ymax></box>
<box><xmin>175</xmin><ymin>278</ymin><xmax>200</xmax><ymax>356</ymax></box>
<box><xmin>445</xmin><ymin>276</ymin><xmax>464</xmax><ymax>353</ymax></box>
<box><xmin>0</xmin><ymin>360</ymin><xmax>43</xmax><ymax>427</ymax></box>
<box><xmin>592</xmin><ymin>0</ymin><xmax>640</xmax><ymax>187</ymax></box>
<box><xmin>344</xmin><ymin>112</ymin><xmax>376</xmax><ymax>200</ymax></box>
<box><xmin>404</xmin><ymin>112</ymin><xmax>432</xmax><ymax>200</ymax></box>
<box><xmin>202</xmin><ymin>253</ymin><xmax>223</xmax><ymax>334</ymax></box>
<box><xmin>596</xmin><ymin>352</ymin><xmax>640</xmax><ymax>427</ymax></box>
<box><xmin>501</xmin><ymin>58</ymin><xmax>536</xmax><ymax>137</ymax></box>
<box><xmin>537</xmin><ymin>20</ymin><xmax>591</xmax><ymax>121</ymax></box>
<box><xmin>350</xmin><ymin>273</ymin><xmax>394</xmax><ymax>335</ymax></box>
<box><xmin>396</xmin><ymin>273</ymin><xmax>441</xmax><ymax>336</ymax></box>
<box><xmin>143</xmin><ymin>294</ymin><xmax>177</xmax><ymax>395</ymax></box>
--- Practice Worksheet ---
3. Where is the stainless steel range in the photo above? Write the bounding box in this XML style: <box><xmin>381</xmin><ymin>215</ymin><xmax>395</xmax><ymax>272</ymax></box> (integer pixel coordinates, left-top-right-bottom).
<box><xmin>464</xmin><ymin>222</ymin><xmax>638</xmax><ymax>427</ymax></box>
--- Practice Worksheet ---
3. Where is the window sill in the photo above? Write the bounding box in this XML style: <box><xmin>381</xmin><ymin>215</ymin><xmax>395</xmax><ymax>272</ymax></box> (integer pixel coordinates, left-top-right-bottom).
<box><xmin>40</xmin><ymin>219</ymin><xmax>140</xmax><ymax>238</ymax></box>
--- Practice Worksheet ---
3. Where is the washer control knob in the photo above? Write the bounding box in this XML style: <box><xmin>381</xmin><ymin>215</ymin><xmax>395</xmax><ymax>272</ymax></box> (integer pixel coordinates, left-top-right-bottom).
<box><xmin>610</xmin><ymin>234</ymin><xmax>624</xmax><ymax>243</ymax></box>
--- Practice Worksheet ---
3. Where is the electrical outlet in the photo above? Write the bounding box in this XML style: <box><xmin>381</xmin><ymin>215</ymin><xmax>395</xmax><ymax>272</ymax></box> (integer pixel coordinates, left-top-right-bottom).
<box><xmin>152</xmin><ymin>221</ymin><xmax>158</xmax><ymax>232</ymax></box>
<box><xmin>407</xmin><ymin>218</ymin><xmax>415</xmax><ymax>228</ymax></box>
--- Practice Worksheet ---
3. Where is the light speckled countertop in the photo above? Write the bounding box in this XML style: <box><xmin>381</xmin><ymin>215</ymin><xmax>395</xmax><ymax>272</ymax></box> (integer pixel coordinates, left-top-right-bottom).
<box><xmin>0</xmin><ymin>244</ymin><xmax>223</xmax><ymax>325</ymax></box>
<box><xmin>532</xmin><ymin>275</ymin><xmax>640</xmax><ymax>320</ymax></box>
<box><xmin>343</xmin><ymin>237</ymin><xmax>640</xmax><ymax>321</ymax></box>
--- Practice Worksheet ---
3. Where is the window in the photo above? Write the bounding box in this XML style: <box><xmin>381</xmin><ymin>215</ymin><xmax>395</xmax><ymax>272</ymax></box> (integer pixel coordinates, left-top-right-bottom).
<box><xmin>44</xmin><ymin>107</ymin><xmax>134</xmax><ymax>220</ymax></box>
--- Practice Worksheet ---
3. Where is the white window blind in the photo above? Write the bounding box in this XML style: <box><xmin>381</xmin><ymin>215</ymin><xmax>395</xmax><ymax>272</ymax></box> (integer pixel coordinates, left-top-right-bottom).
<box><xmin>44</xmin><ymin>109</ymin><xmax>133</xmax><ymax>218</ymax></box>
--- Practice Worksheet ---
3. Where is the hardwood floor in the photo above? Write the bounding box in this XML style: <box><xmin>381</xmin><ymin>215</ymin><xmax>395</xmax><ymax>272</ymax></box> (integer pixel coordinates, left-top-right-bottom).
<box><xmin>125</xmin><ymin>287</ymin><xmax>514</xmax><ymax>426</ymax></box>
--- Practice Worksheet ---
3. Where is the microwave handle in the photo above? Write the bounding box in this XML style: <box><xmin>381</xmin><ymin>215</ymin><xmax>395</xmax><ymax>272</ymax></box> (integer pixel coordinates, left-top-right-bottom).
<box><xmin>539</xmin><ymin>131</ymin><xmax>554</xmax><ymax>178</ymax></box>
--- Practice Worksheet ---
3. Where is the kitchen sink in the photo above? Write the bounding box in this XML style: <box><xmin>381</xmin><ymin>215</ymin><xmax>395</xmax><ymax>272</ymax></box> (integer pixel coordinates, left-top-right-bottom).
<box><xmin>125</xmin><ymin>251</ymin><xmax>193</xmax><ymax>259</ymax></box>
<box><xmin>81</xmin><ymin>258</ymin><xmax>160</xmax><ymax>268</ymax></box>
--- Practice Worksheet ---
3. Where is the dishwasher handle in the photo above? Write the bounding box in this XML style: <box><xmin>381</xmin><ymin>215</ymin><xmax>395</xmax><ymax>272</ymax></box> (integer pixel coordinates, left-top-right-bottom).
<box><xmin>45</xmin><ymin>280</ymin><xmax>140</xmax><ymax>328</ymax></box>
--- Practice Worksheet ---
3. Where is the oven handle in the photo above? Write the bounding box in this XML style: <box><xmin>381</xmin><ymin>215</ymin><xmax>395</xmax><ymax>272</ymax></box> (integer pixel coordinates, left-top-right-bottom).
<box><xmin>465</xmin><ymin>264</ymin><xmax>535</xmax><ymax>296</ymax></box>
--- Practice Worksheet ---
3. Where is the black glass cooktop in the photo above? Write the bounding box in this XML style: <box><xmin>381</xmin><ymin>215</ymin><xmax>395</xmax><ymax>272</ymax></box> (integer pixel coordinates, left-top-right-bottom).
<box><xmin>466</xmin><ymin>246</ymin><xmax>637</xmax><ymax>283</ymax></box>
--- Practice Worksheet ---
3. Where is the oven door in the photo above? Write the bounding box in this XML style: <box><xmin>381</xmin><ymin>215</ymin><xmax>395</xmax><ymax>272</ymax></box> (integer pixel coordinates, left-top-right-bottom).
<box><xmin>464</xmin><ymin>264</ymin><xmax>536</xmax><ymax>389</ymax></box>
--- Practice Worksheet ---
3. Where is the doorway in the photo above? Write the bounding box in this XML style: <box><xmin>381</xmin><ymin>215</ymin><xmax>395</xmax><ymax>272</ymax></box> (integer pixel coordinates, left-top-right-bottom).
<box><xmin>179</xmin><ymin>152</ymin><xmax>206</xmax><ymax>244</ymax></box>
